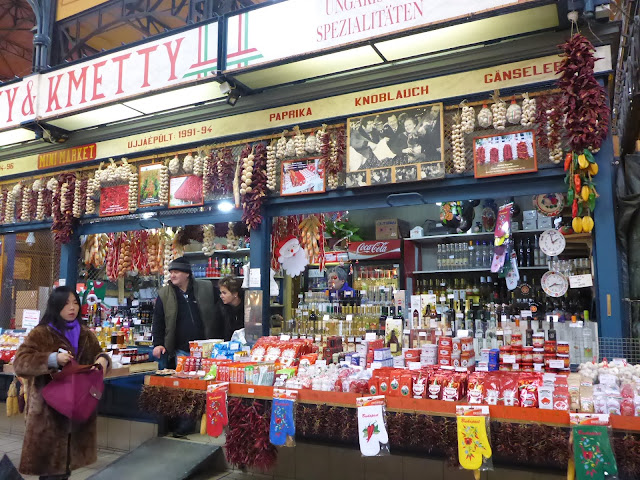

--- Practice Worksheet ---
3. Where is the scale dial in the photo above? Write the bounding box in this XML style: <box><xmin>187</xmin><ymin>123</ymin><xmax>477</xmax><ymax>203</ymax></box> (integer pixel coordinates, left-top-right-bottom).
<box><xmin>541</xmin><ymin>271</ymin><xmax>569</xmax><ymax>297</ymax></box>
<box><xmin>539</xmin><ymin>229</ymin><xmax>566</xmax><ymax>257</ymax></box>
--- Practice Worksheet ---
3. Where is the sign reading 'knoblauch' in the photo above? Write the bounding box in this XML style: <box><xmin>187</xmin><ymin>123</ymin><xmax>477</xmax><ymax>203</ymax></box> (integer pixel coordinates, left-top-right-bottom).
<box><xmin>38</xmin><ymin>143</ymin><xmax>97</xmax><ymax>169</ymax></box>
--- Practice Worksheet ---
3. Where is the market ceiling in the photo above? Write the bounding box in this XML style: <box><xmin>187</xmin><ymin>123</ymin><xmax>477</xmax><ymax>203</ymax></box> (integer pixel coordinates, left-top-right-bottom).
<box><xmin>0</xmin><ymin>0</ymin><xmax>35</xmax><ymax>82</ymax></box>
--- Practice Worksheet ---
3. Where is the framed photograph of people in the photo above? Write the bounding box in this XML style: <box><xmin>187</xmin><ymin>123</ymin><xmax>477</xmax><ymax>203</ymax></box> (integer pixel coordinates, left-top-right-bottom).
<box><xmin>280</xmin><ymin>157</ymin><xmax>326</xmax><ymax>196</ymax></box>
<box><xmin>346</xmin><ymin>102</ymin><xmax>445</xmax><ymax>187</ymax></box>
<box><xmin>473</xmin><ymin>130</ymin><xmax>538</xmax><ymax>178</ymax></box>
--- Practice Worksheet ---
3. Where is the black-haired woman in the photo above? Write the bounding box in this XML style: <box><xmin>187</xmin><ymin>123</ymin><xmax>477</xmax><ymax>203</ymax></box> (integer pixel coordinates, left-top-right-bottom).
<box><xmin>215</xmin><ymin>276</ymin><xmax>245</xmax><ymax>341</ymax></box>
<box><xmin>13</xmin><ymin>286</ymin><xmax>111</xmax><ymax>480</ymax></box>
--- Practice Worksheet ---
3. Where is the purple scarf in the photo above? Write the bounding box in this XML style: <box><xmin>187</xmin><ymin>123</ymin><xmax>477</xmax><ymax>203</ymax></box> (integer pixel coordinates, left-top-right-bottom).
<box><xmin>49</xmin><ymin>319</ymin><xmax>81</xmax><ymax>354</ymax></box>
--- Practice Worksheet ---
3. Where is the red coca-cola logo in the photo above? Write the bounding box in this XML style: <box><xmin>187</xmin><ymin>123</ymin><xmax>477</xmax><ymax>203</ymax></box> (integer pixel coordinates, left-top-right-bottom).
<box><xmin>355</xmin><ymin>241</ymin><xmax>391</xmax><ymax>255</ymax></box>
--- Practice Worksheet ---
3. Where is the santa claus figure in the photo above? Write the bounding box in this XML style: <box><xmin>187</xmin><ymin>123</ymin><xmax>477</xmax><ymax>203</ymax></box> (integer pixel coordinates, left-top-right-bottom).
<box><xmin>277</xmin><ymin>235</ymin><xmax>308</xmax><ymax>277</ymax></box>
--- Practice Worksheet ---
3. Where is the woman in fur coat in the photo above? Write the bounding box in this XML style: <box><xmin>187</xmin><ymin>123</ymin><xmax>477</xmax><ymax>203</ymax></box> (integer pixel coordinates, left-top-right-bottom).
<box><xmin>13</xmin><ymin>286</ymin><xmax>111</xmax><ymax>480</ymax></box>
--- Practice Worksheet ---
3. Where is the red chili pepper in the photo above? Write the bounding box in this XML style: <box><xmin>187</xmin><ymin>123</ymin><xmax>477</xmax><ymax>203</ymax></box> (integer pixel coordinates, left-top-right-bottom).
<box><xmin>367</xmin><ymin>424</ymin><xmax>375</xmax><ymax>441</ymax></box>
<box><xmin>564</xmin><ymin>153</ymin><xmax>572</xmax><ymax>171</ymax></box>
<box><xmin>574</xmin><ymin>174</ymin><xmax>581</xmax><ymax>192</ymax></box>
<box><xmin>572</xmin><ymin>198</ymin><xmax>578</xmax><ymax>218</ymax></box>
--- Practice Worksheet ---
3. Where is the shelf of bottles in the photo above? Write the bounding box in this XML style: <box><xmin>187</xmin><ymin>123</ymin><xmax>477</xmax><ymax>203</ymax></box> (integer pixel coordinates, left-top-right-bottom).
<box><xmin>191</xmin><ymin>256</ymin><xmax>248</xmax><ymax>279</ymax></box>
<box><xmin>411</xmin><ymin>300</ymin><xmax>597</xmax><ymax>366</ymax></box>
<box><xmin>89</xmin><ymin>302</ymin><xmax>154</xmax><ymax>350</ymax></box>
<box><xmin>352</xmin><ymin>264</ymin><xmax>399</xmax><ymax>300</ymax></box>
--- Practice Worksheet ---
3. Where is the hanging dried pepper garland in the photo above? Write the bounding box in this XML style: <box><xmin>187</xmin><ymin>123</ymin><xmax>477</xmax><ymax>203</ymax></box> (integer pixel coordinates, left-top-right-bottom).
<box><xmin>557</xmin><ymin>33</ymin><xmax>609</xmax><ymax>232</ymax></box>
<box><xmin>211</xmin><ymin>148</ymin><xmax>235</xmax><ymax>197</ymax></box>
<box><xmin>241</xmin><ymin>143</ymin><xmax>267</xmax><ymax>230</ymax></box>
<box><xmin>326</xmin><ymin>126</ymin><xmax>346</xmax><ymax>190</ymax></box>
<box><xmin>225</xmin><ymin>397</ymin><xmax>277</xmax><ymax>471</ymax></box>
<box><xmin>52</xmin><ymin>173</ymin><xmax>76</xmax><ymax>244</ymax></box>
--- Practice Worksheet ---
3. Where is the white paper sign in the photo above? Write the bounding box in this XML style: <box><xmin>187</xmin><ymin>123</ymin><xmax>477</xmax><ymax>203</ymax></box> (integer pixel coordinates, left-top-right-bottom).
<box><xmin>249</xmin><ymin>268</ymin><xmax>261</xmax><ymax>288</ymax></box>
<box><xmin>569</xmin><ymin>274</ymin><xmax>593</xmax><ymax>289</ymax></box>
<box><xmin>22</xmin><ymin>309</ymin><xmax>40</xmax><ymax>331</ymax></box>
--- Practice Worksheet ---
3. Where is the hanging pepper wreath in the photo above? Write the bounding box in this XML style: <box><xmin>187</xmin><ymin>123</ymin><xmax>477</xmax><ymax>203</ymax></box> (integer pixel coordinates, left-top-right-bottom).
<box><xmin>557</xmin><ymin>33</ymin><xmax>609</xmax><ymax>233</ymax></box>
<box><xmin>51</xmin><ymin>173</ymin><xmax>76</xmax><ymax>244</ymax></box>
<box><xmin>241</xmin><ymin>143</ymin><xmax>268</xmax><ymax>230</ymax></box>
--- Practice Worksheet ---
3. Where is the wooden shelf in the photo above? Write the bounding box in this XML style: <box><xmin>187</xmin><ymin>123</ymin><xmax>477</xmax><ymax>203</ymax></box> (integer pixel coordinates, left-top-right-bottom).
<box><xmin>184</xmin><ymin>248</ymin><xmax>250</xmax><ymax>257</ymax></box>
<box><xmin>414</xmin><ymin>266</ymin><xmax>547</xmax><ymax>274</ymax></box>
<box><xmin>408</xmin><ymin>229</ymin><xmax>548</xmax><ymax>244</ymax></box>
<box><xmin>201</xmin><ymin>276</ymin><xmax>244</xmax><ymax>280</ymax></box>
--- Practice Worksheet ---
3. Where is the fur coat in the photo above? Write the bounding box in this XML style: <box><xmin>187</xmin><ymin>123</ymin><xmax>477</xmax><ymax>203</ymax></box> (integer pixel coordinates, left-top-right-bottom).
<box><xmin>13</xmin><ymin>324</ymin><xmax>111</xmax><ymax>476</ymax></box>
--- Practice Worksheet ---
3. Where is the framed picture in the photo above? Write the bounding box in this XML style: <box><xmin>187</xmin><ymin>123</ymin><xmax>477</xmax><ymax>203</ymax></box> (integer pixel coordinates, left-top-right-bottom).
<box><xmin>473</xmin><ymin>130</ymin><xmax>538</xmax><ymax>178</ymax></box>
<box><xmin>280</xmin><ymin>158</ymin><xmax>325</xmax><ymax>196</ymax></box>
<box><xmin>346</xmin><ymin>102</ymin><xmax>445</xmax><ymax>187</ymax></box>
<box><xmin>99</xmin><ymin>184</ymin><xmax>130</xmax><ymax>217</ymax></box>
<box><xmin>138</xmin><ymin>163</ymin><xmax>163</xmax><ymax>207</ymax></box>
<box><xmin>169</xmin><ymin>175</ymin><xmax>204</xmax><ymax>208</ymax></box>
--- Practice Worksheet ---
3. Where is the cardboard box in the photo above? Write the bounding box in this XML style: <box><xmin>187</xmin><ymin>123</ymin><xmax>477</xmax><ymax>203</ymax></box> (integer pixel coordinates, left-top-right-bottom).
<box><xmin>537</xmin><ymin>215</ymin><xmax>553</xmax><ymax>229</ymax></box>
<box><xmin>375</xmin><ymin>218</ymin><xmax>410</xmax><ymax>239</ymax></box>
<box><xmin>522</xmin><ymin>218</ymin><xmax>538</xmax><ymax>230</ymax></box>
<box><xmin>523</xmin><ymin>210</ymin><xmax>537</xmax><ymax>220</ymax></box>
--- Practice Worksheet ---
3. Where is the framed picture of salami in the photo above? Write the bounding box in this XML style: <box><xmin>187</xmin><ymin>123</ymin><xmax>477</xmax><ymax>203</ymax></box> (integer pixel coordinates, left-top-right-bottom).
<box><xmin>138</xmin><ymin>163</ymin><xmax>163</xmax><ymax>207</ymax></box>
<box><xmin>473</xmin><ymin>130</ymin><xmax>538</xmax><ymax>178</ymax></box>
<box><xmin>169</xmin><ymin>175</ymin><xmax>204</xmax><ymax>208</ymax></box>
<box><xmin>280</xmin><ymin>157</ymin><xmax>326</xmax><ymax>196</ymax></box>
<box><xmin>346</xmin><ymin>102</ymin><xmax>445</xmax><ymax>187</ymax></box>
<box><xmin>99</xmin><ymin>184</ymin><xmax>130</xmax><ymax>217</ymax></box>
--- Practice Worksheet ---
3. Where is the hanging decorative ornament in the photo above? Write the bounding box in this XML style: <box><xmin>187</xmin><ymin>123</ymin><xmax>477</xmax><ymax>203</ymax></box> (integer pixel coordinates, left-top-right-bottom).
<box><xmin>477</xmin><ymin>102</ymin><xmax>492</xmax><ymax>129</ymax></box>
<box><xmin>277</xmin><ymin>235</ymin><xmax>308</xmax><ymax>277</ymax></box>
<box><xmin>506</xmin><ymin>96</ymin><xmax>522</xmax><ymax>124</ymax></box>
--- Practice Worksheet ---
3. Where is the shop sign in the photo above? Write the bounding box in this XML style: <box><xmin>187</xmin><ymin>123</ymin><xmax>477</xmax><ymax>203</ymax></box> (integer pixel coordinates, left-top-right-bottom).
<box><xmin>99</xmin><ymin>184</ymin><xmax>130</xmax><ymax>217</ymax></box>
<box><xmin>225</xmin><ymin>0</ymin><xmax>535</xmax><ymax>71</ymax></box>
<box><xmin>0</xmin><ymin>20</ymin><xmax>218</xmax><ymax>130</ymax></box>
<box><xmin>0</xmin><ymin>76</ymin><xmax>38</xmax><ymax>130</ymax></box>
<box><xmin>0</xmin><ymin>47</ymin><xmax>612</xmax><ymax>179</ymax></box>
<box><xmin>37</xmin><ymin>143</ymin><xmax>97</xmax><ymax>170</ymax></box>
<box><xmin>348</xmin><ymin>240</ymin><xmax>401</xmax><ymax>260</ymax></box>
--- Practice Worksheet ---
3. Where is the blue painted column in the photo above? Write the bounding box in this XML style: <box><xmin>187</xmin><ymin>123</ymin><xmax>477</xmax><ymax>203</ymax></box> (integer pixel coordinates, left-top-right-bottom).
<box><xmin>0</xmin><ymin>235</ymin><xmax>16</xmax><ymax>328</ymax></box>
<box><xmin>59</xmin><ymin>231</ymin><xmax>80</xmax><ymax>289</ymax></box>
<box><xmin>249</xmin><ymin>211</ymin><xmax>272</xmax><ymax>337</ymax></box>
<box><xmin>592</xmin><ymin>130</ymin><xmax>623</xmax><ymax>338</ymax></box>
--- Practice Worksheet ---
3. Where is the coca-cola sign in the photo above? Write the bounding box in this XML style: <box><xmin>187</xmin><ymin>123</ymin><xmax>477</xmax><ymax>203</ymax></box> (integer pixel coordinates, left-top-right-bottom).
<box><xmin>348</xmin><ymin>240</ymin><xmax>401</xmax><ymax>260</ymax></box>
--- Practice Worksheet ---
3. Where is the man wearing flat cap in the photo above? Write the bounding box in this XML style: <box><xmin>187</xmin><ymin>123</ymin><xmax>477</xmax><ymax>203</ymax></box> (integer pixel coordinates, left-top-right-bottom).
<box><xmin>152</xmin><ymin>256</ymin><xmax>217</xmax><ymax>365</ymax></box>
<box><xmin>151</xmin><ymin>256</ymin><xmax>217</xmax><ymax>437</ymax></box>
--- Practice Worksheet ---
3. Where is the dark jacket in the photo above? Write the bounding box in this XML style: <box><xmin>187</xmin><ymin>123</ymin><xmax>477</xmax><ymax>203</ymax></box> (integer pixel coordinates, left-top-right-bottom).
<box><xmin>13</xmin><ymin>325</ymin><xmax>111</xmax><ymax>476</ymax></box>
<box><xmin>152</xmin><ymin>278</ymin><xmax>217</xmax><ymax>354</ymax></box>
<box><xmin>214</xmin><ymin>300</ymin><xmax>245</xmax><ymax>342</ymax></box>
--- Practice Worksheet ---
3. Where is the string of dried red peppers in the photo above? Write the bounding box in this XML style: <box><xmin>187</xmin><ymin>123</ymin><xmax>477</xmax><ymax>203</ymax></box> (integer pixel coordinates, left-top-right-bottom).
<box><xmin>51</xmin><ymin>172</ymin><xmax>76</xmax><ymax>245</ymax></box>
<box><xmin>557</xmin><ymin>33</ymin><xmax>608</xmax><ymax>232</ymax></box>
<box><xmin>241</xmin><ymin>143</ymin><xmax>268</xmax><ymax>230</ymax></box>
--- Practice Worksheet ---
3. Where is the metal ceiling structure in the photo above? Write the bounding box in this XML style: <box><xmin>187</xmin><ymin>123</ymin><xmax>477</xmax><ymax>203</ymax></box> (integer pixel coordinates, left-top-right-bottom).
<box><xmin>0</xmin><ymin>0</ymin><xmax>35</xmax><ymax>81</ymax></box>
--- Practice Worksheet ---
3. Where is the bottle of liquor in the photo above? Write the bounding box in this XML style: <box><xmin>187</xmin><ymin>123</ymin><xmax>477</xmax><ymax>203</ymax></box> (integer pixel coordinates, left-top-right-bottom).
<box><xmin>474</xmin><ymin>241</ymin><xmax>482</xmax><ymax>269</ymax></box>
<box><xmin>526</xmin><ymin>237</ymin><xmax>534</xmax><ymax>268</ymax></box>
<box><xmin>465</xmin><ymin>300</ymin><xmax>474</xmax><ymax>331</ymax></box>
<box><xmin>547</xmin><ymin>315</ymin><xmax>557</xmax><ymax>341</ymax></box>
<box><xmin>525</xmin><ymin>318</ymin><xmax>534</xmax><ymax>347</ymax></box>
<box><xmin>412</xmin><ymin>307</ymin><xmax>419</xmax><ymax>329</ymax></box>
<box><xmin>534</xmin><ymin>235</ymin><xmax>542</xmax><ymax>266</ymax></box>
<box><xmin>467</xmin><ymin>241</ymin><xmax>474</xmax><ymax>269</ymax></box>
<box><xmin>437</xmin><ymin>244</ymin><xmax>443</xmax><ymax>270</ymax></box>
<box><xmin>388</xmin><ymin>329</ymin><xmax>400</xmax><ymax>354</ymax></box>
<box><xmin>429</xmin><ymin>304</ymin><xmax>439</xmax><ymax>329</ymax></box>
<box><xmin>516</xmin><ymin>239</ymin><xmax>523</xmax><ymax>267</ymax></box>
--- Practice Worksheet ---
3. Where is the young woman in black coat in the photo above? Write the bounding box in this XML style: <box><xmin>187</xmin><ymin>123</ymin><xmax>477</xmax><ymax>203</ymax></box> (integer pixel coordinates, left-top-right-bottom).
<box><xmin>215</xmin><ymin>276</ymin><xmax>244</xmax><ymax>341</ymax></box>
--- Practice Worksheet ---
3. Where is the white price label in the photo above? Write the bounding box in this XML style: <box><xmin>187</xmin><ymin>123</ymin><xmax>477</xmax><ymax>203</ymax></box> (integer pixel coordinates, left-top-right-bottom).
<box><xmin>323</xmin><ymin>314</ymin><xmax>330</xmax><ymax>321</ymax></box>
<box><xmin>503</xmin><ymin>355</ymin><xmax>516</xmax><ymax>364</ymax></box>
<box><xmin>348</xmin><ymin>337</ymin><xmax>354</xmax><ymax>342</ymax></box>
<box><xmin>569</xmin><ymin>274</ymin><xmax>593</xmax><ymax>288</ymax></box>
<box><xmin>315</xmin><ymin>335</ymin><xmax>322</xmax><ymax>342</ymax></box>
<box><xmin>549</xmin><ymin>360</ymin><xmax>565</xmax><ymax>369</ymax></box>
<box><xmin>248</xmin><ymin>388</ymin><xmax>255</xmax><ymax>394</ymax></box>
<box><xmin>346</xmin><ymin>314</ymin><xmax>353</xmax><ymax>322</ymax></box>
<box><xmin>440</xmin><ymin>296</ymin><xmax>446</xmax><ymax>302</ymax></box>
<box><xmin>365</xmin><ymin>332</ymin><xmax>377</xmax><ymax>341</ymax></box>
<box><xmin>280</xmin><ymin>334</ymin><xmax>291</xmax><ymax>341</ymax></box>
<box><xmin>133</xmin><ymin>319</ymin><xmax>142</xmax><ymax>325</ymax></box>
<box><xmin>447</xmin><ymin>294</ymin><xmax>455</xmax><ymax>299</ymax></box>
<box><xmin>569</xmin><ymin>321</ymin><xmax>584</xmax><ymax>328</ymax></box>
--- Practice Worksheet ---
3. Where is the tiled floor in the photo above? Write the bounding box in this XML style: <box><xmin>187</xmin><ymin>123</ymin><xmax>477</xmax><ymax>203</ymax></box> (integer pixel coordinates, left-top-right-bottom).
<box><xmin>0</xmin><ymin>432</ymin><xmax>125</xmax><ymax>480</ymax></box>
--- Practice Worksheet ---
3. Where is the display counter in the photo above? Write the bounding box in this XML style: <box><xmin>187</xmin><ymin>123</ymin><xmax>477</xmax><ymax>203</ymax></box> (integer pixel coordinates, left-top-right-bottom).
<box><xmin>140</xmin><ymin>375</ymin><xmax>640</xmax><ymax>479</ymax></box>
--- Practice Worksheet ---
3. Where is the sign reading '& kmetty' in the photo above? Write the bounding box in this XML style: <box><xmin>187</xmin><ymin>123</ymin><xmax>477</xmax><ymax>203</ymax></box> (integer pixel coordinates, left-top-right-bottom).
<box><xmin>0</xmin><ymin>20</ymin><xmax>219</xmax><ymax>129</ymax></box>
